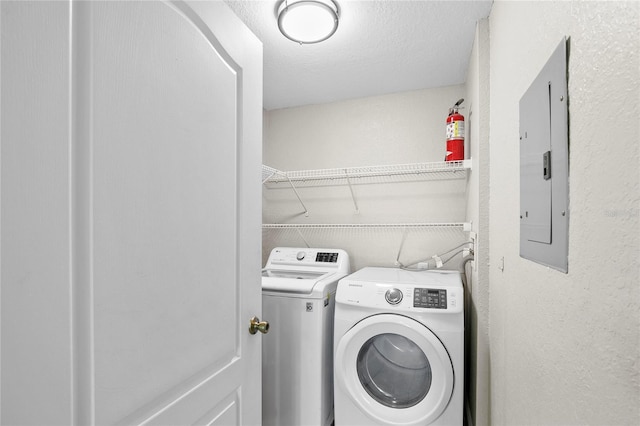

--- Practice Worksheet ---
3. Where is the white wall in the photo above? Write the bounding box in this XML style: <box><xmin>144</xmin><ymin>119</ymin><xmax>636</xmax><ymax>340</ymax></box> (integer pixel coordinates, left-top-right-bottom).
<box><xmin>263</xmin><ymin>86</ymin><xmax>468</xmax><ymax>271</ymax></box>
<box><xmin>464</xmin><ymin>18</ymin><xmax>491</xmax><ymax>426</ymax></box>
<box><xmin>488</xmin><ymin>1</ymin><xmax>639</xmax><ymax>424</ymax></box>
<box><xmin>264</xmin><ymin>86</ymin><xmax>466</xmax><ymax>169</ymax></box>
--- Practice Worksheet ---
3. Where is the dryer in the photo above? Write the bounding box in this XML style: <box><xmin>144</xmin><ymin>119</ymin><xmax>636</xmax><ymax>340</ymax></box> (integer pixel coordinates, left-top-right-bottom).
<box><xmin>262</xmin><ymin>247</ymin><xmax>350</xmax><ymax>426</ymax></box>
<box><xmin>333</xmin><ymin>267</ymin><xmax>463</xmax><ymax>426</ymax></box>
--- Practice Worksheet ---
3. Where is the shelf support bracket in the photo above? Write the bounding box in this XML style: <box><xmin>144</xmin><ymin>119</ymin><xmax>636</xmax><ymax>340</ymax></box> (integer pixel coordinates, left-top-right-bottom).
<box><xmin>344</xmin><ymin>169</ymin><xmax>360</xmax><ymax>214</ymax></box>
<box><xmin>294</xmin><ymin>228</ymin><xmax>311</xmax><ymax>248</ymax></box>
<box><xmin>285</xmin><ymin>175</ymin><xmax>309</xmax><ymax>217</ymax></box>
<box><xmin>394</xmin><ymin>227</ymin><xmax>409</xmax><ymax>266</ymax></box>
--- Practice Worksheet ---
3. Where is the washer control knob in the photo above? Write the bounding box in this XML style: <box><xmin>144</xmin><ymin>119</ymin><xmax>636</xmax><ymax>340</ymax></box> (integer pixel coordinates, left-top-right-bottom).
<box><xmin>296</xmin><ymin>251</ymin><xmax>306</xmax><ymax>261</ymax></box>
<box><xmin>385</xmin><ymin>288</ymin><xmax>403</xmax><ymax>305</ymax></box>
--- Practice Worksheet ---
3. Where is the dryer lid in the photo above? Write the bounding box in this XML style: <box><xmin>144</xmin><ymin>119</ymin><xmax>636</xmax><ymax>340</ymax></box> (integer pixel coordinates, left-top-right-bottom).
<box><xmin>262</xmin><ymin>270</ymin><xmax>333</xmax><ymax>293</ymax></box>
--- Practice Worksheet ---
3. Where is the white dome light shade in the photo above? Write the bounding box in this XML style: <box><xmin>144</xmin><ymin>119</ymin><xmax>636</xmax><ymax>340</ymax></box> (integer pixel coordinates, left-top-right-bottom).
<box><xmin>277</xmin><ymin>0</ymin><xmax>339</xmax><ymax>44</ymax></box>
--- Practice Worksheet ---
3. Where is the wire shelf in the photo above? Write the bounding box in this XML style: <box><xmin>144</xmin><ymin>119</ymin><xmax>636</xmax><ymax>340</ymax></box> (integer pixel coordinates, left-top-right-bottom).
<box><xmin>262</xmin><ymin>165</ymin><xmax>286</xmax><ymax>184</ymax></box>
<box><xmin>262</xmin><ymin>160</ymin><xmax>471</xmax><ymax>184</ymax></box>
<box><xmin>263</xmin><ymin>222</ymin><xmax>471</xmax><ymax>230</ymax></box>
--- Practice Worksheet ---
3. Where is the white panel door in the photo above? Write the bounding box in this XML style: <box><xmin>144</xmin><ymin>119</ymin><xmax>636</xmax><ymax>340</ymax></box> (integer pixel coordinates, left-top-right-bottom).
<box><xmin>1</xmin><ymin>1</ymin><xmax>263</xmax><ymax>424</ymax></box>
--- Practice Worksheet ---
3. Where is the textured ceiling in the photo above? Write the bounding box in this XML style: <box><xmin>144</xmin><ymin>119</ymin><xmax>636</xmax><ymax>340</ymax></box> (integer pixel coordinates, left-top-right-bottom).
<box><xmin>224</xmin><ymin>0</ymin><xmax>493</xmax><ymax>110</ymax></box>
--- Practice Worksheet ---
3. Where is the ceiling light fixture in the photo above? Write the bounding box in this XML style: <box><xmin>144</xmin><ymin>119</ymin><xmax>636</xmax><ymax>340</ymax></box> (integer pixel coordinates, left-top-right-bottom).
<box><xmin>277</xmin><ymin>0</ymin><xmax>339</xmax><ymax>44</ymax></box>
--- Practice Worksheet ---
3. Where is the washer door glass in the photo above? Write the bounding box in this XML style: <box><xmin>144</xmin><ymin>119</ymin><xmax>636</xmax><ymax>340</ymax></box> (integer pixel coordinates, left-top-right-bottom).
<box><xmin>357</xmin><ymin>333</ymin><xmax>432</xmax><ymax>408</ymax></box>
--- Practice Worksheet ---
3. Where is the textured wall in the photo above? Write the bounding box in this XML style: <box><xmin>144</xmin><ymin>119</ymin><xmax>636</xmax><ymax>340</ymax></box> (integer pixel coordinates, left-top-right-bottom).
<box><xmin>464</xmin><ymin>18</ymin><xmax>491</xmax><ymax>426</ymax></box>
<box><xmin>264</xmin><ymin>86</ymin><xmax>465</xmax><ymax>170</ymax></box>
<box><xmin>488</xmin><ymin>1</ymin><xmax>640</xmax><ymax>424</ymax></box>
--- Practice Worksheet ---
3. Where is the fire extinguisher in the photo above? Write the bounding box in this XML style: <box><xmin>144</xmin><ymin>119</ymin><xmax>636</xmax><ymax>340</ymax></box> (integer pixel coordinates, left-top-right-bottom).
<box><xmin>445</xmin><ymin>98</ymin><xmax>465</xmax><ymax>161</ymax></box>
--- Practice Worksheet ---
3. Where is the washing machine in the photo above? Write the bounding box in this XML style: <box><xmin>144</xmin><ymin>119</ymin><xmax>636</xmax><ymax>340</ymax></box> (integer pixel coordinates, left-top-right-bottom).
<box><xmin>333</xmin><ymin>267</ymin><xmax>463</xmax><ymax>426</ymax></box>
<box><xmin>262</xmin><ymin>247</ymin><xmax>350</xmax><ymax>426</ymax></box>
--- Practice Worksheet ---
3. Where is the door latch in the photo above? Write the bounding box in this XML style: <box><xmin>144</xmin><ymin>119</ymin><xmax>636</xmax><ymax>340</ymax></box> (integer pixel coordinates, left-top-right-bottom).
<box><xmin>543</xmin><ymin>150</ymin><xmax>551</xmax><ymax>180</ymax></box>
<box><xmin>249</xmin><ymin>316</ymin><xmax>269</xmax><ymax>335</ymax></box>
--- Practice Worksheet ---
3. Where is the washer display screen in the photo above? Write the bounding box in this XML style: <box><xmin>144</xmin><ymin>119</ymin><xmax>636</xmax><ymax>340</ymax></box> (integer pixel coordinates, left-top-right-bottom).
<box><xmin>315</xmin><ymin>252</ymin><xmax>338</xmax><ymax>263</ymax></box>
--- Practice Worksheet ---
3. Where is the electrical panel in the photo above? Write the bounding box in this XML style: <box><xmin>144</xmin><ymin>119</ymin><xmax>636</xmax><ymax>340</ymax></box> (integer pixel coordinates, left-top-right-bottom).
<box><xmin>519</xmin><ymin>38</ymin><xmax>569</xmax><ymax>273</ymax></box>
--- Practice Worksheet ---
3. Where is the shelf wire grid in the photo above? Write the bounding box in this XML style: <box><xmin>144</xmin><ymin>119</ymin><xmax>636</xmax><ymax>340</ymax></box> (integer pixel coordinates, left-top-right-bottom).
<box><xmin>262</xmin><ymin>222</ymin><xmax>469</xmax><ymax>230</ymax></box>
<box><xmin>262</xmin><ymin>160</ymin><xmax>471</xmax><ymax>186</ymax></box>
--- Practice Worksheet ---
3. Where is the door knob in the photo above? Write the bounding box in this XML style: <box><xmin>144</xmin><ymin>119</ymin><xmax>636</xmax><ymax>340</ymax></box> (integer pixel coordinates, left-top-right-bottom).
<box><xmin>249</xmin><ymin>316</ymin><xmax>269</xmax><ymax>335</ymax></box>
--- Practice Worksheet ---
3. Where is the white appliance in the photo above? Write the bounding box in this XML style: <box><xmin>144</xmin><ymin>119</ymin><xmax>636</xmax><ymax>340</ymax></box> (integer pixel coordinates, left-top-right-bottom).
<box><xmin>334</xmin><ymin>267</ymin><xmax>464</xmax><ymax>426</ymax></box>
<box><xmin>262</xmin><ymin>247</ymin><xmax>350</xmax><ymax>426</ymax></box>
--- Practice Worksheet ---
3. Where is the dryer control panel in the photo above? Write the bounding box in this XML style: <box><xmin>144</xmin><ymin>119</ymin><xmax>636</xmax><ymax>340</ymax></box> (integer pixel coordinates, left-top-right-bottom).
<box><xmin>413</xmin><ymin>288</ymin><xmax>447</xmax><ymax>309</ymax></box>
<box><xmin>336</xmin><ymin>267</ymin><xmax>463</xmax><ymax>313</ymax></box>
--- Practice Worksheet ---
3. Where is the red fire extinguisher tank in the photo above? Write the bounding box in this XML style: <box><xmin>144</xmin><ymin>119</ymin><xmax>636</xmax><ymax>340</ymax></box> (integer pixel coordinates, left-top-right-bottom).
<box><xmin>446</xmin><ymin>98</ymin><xmax>465</xmax><ymax>161</ymax></box>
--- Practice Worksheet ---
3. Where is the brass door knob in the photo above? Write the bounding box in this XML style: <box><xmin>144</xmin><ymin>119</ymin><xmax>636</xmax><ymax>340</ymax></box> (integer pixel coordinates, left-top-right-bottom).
<box><xmin>249</xmin><ymin>316</ymin><xmax>269</xmax><ymax>335</ymax></box>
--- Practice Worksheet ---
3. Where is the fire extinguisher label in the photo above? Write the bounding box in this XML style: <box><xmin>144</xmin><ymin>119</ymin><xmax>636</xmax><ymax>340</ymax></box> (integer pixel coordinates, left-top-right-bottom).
<box><xmin>446</xmin><ymin>121</ymin><xmax>465</xmax><ymax>139</ymax></box>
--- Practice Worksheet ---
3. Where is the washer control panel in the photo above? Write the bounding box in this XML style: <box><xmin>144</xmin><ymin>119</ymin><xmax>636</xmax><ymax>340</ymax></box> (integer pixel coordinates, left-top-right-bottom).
<box><xmin>295</xmin><ymin>251</ymin><xmax>338</xmax><ymax>262</ymax></box>
<box><xmin>270</xmin><ymin>249</ymin><xmax>340</xmax><ymax>264</ymax></box>
<box><xmin>265</xmin><ymin>247</ymin><xmax>350</xmax><ymax>275</ymax></box>
<box><xmin>413</xmin><ymin>288</ymin><xmax>447</xmax><ymax>309</ymax></box>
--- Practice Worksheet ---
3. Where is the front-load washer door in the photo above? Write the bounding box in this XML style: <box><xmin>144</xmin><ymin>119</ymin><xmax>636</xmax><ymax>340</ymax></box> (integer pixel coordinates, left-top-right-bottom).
<box><xmin>335</xmin><ymin>314</ymin><xmax>454</xmax><ymax>425</ymax></box>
